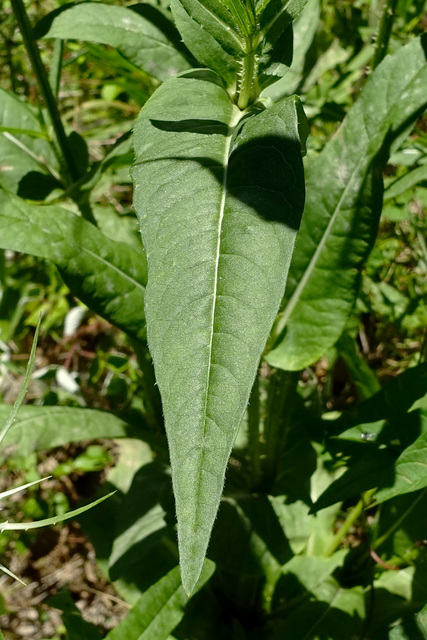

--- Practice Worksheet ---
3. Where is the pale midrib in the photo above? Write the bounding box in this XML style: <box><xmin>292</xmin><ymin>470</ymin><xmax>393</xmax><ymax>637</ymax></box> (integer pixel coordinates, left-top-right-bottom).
<box><xmin>203</xmin><ymin>109</ymin><xmax>242</xmax><ymax>430</ymax></box>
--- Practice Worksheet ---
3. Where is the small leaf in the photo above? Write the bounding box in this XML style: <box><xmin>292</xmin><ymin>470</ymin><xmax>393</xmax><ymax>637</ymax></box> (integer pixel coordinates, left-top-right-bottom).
<box><xmin>0</xmin><ymin>314</ymin><xmax>41</xmax><ymax>447</ymax></box>
<box><xmin>0</xmin><ymin>190</ymin><xmax>146</xmax><ymax>342</ymax></box>
<box><xmin>0</xmin><ymin>491</ymin><xmax>116</xmax><ymax>531</ymax></box>
<box><xmin>0</xmin><ymin>88</ymin><xmax>60</xmax><ymax>196</ymax></box>
<box><xmin>373</xmin><ymin>432</ymin><xmax>427</xmax><ymax>505</ymax></box>
<box><xmin>132</xmin><ymin>69</ymin><xmax>305</xmax><ymax>593</ymax></box>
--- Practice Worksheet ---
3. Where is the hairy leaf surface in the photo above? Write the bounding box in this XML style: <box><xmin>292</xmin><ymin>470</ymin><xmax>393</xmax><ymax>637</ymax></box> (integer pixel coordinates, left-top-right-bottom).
<box><xmin>0</xmin><ymin>191</ymin><xmax>146</xmax><ymax>341</ymax></box>
<box><xmin>39</xmin><ymin>2</ymin><xmax>191</xmax><ymax>81</ymax></box>
<box><xmin>132</xmin><ymin>69</ymin><xmax>305</xmax><ymax>593</ymax></box>
<box><xmin>266</xmin><ymin>36</ymin><xmax>427</xmax><ymax>370</ymax></box>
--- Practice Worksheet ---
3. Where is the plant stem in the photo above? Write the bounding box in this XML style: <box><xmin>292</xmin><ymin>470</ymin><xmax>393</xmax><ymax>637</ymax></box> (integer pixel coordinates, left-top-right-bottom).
<box><xmin>10</xmin><ymin>0</ymin><xmax>96</xmax><ymax>225</ymax></box>
<box><xmin>372</xmin><ymin>0</ymin><xmax>398</xmax><ymax>69</ymax></box>
<box><xmin>325</xmin><ymin>488</ymin><xmax>376</xmax><ymax>557</ymax></box>
<box><xmin>237</xmin><ymin>48</ymin><xmax>258</xmax><ymax>110</ymax></box>
<box><xmin>247</xmin><ymin>374</ymin><xmax>261</xmax><ymax>487</ymax></box>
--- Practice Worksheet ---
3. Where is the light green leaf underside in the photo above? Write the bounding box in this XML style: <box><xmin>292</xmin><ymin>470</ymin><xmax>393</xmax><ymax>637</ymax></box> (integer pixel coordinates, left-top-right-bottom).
<box><xmin>0</xmin><ymin>405</ymin><xmax>133</xmax><ymax>460</ymax></box>
<box><xmin>40</xmin><ymin>2</ymin><xmax>191</xmax><ymax>81</ymax></box>
<box><xmin>266</xmin><ymin>36</ymin><xmax>427</xmax><ymax>371</ymax></box>
<box><xmin>0</xmin><ymin>191</ymin><xmax>146</xmax><ymax>341</ymax></box>
<box><xmin>105</xmin><ymin>561</ymin><xmax>215</xmax><ymax>640</ymax></box>
<box><xmin>132</xmin><ymin>69</ymin><xmax>305</xmax><ymax>594</ymax></box>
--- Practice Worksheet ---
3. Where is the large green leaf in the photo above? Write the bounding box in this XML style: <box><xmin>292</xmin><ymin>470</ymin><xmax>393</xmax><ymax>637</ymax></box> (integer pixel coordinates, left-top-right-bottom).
<box><xmin>105</xmin><ymin>562</ymin><xmax>215</xmax><ymax>640</ymax></box>
<box><xmin>38</xmin><ymin>2</ymin><xmax>192</xmax><ymax>81</ymax></box>
<box><xmin>132</xmin><ymin>69</ymin><xmax>305</xmax><ymax>593</ymax></box>
<box><xmin>0</xmin><ymin>190</ymin><xmax>146</xmax><ymax>341</ymax></box>
<box><xmin>266</xmin><ymin>36</ymin><xmax>427</xmax><ymax>370</ymax></box>
<box><xmin>0</xmin><ymin>88</ymin><xmax>60</xmax><ymax>197</ymax></box>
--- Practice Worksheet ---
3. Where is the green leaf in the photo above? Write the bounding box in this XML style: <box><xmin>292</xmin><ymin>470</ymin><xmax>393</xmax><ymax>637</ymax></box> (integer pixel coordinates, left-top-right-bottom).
<box><xmin>374</xmin><ymin>433</ymin><xmax>427</xmax><ymax>505</ymax></box>
<box><xmin>105</xmin><ymin>562</ymin><xmax>215</xmax><ymax>640</ymax></box>
<box><xmin>0</xmin><ymin>491</ymin><xmax>115</xmax><ymax>531</ymax></box>
<box><xmin>266</xmin><ymin>36</ymin><xmax>427</xmax><ymax>370</ymax></box>
<box><xmin>131</xmin><ymin>69</ymin><xmax>305</xmax><ymax>594</ymax></box>
<box><xmin>0</xmin><ymin>314</ymin><xmax>41</xmax><ymax>448</ymax></box>
<box><xmin>0</xmin><ymin>88</ymin><xmax>60</xmax><ymax>197</ymax></box>
<box><xmin>0</xmin><ymin>190</ymin><xmax>146</xmax><ymax>342</ymax></box>
<box><xmin>170</xmin><ymin>0</ymin><xmax>238</xmax><ymax>88</ymax></box>
<box><xmin>384</xmin><ymin>164</ymin><xmax>427</xmax><ymax>201</ymax></box>
<box><xmin>0</xmin><ymin>405</ymin><xmax>134</xmax><ymax>460</ymax></box>
<box><xmin>262</xmin><ymin>0</ymin><xmax>320</xmax><ymax>100</ymax></box>
<box><xmin>38</xmin><ymin>2</ymin><xmax>192</xmax><ymax>81</ymax></box>
<box><xmin>256</xmin><ymin>0</ymin><xmax>309</xmax><ymax>83</ymax></box>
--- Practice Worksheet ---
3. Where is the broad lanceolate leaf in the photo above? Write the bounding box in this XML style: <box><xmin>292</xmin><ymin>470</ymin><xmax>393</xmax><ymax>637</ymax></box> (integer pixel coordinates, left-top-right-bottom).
<box><xmin>38</xmin><ymin>2</ymin><xmax>192</xmax><ymax>82</ymax></box>
<box><xmin>105</xmin><ymin>562</ymin><xmax>215</xmax><ymax>640</ymax></box>
<box><xmin>266</xmin><ymin>36</ymin><xmax>427</xmax><ymax>371</ymax></box>
<box><xmin>132</xmin><ymin>69</ymin><xmax>305</xmax><ymax>594</ymax></box>
<box><xmin>0</xmin><ymin>191</ymin><xmax>146</xmax><ymax>341</ymax></box>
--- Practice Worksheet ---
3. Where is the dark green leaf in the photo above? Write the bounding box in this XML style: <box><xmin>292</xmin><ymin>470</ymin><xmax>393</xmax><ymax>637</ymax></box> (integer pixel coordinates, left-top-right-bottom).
<box><xmin>0</xmin><ymin>190</ymin><xmax>146</xmax><ymax>341</ymax></box>
<box><xmin>105</xmin><ymin>562</ymin><xmax>215</xmax><ymax>640</ymax></box>
<box><xmin>0</xmin><ymin>88</ymin><xmax>60</xmax><ymax>197</ymax></box>
<box><xmin>170</xmin><ymin>0</ymin><xmax>238</xmax><ymax>87</ymax></box>
<box><xmin>39</xmin><ymin>2</ymin><xmax>192</xmax><ymax>81</ymax></box>
<box><xmin>266</xmin><ymin>36</ymin><xmax>427</xmax><ymax>370</ymax></box>
<box><xmin>389</xmin><ymin>602</ymin><xmax>427</xmax><ymax>639</ymax></box>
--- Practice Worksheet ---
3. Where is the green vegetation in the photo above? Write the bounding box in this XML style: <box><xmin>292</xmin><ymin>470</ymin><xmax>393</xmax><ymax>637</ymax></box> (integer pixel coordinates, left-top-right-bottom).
<box><xmin>0</xmin><ymin>0</ymin><xmax>426</xmax><ymax>637</ymax></box>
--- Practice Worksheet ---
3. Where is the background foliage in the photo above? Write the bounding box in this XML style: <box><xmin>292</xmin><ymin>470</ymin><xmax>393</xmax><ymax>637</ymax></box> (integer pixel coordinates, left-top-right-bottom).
<box><xmin>0</xmin><ymin>0</ymin><xmax>426</xmax><ymax>638</ymax></box>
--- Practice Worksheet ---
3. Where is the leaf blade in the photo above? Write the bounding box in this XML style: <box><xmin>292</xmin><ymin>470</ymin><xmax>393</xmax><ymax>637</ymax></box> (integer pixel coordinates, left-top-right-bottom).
<box><xmin>132</xmin><ymin>69</ymin><xmax>305</xmax><ymax>593</ymax></box>
<box><xmin>39</xmin><ymin>2</ymin><xmax>191</xmax><ymax>81</ymax></box>
<box><xmin>266</xmin><ymin>36</ymin><xmax>427</xmax><ymax>370</ymax></box>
